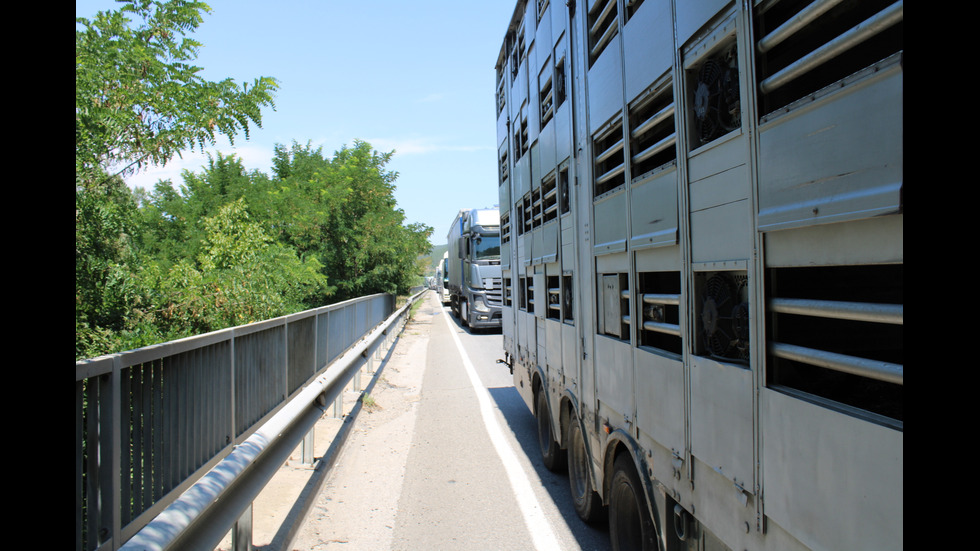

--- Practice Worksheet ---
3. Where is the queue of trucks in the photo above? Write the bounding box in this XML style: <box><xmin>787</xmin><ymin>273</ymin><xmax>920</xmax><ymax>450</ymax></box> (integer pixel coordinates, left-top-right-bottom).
<box><xmin>488</xmin><ymin>1</ymin><xmax>902</xmax><ymax>550</ymax></box>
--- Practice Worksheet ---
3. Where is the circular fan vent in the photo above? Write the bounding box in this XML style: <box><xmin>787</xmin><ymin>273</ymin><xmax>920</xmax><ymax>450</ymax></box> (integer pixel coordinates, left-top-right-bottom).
<box><xmin>699</xmin><ymin>273</ymin><xmax>750</xmax><ymax>362</ymax></box>
<box><xmin>692</xmin><ymin>47</ymin><xmax>741</xmax><ymax>144</ymax></box>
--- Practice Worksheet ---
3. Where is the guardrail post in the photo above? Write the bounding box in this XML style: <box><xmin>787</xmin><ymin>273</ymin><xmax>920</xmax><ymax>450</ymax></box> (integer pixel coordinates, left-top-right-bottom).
<box><xmin>232</xmin><ymin>504</ymin><xmax>252</xmax><ymax>551</ymax></box>
<box><xmin>302</xmin><ymin>428</ymin><xmax>315</xmax><ymax>465</ymax></box>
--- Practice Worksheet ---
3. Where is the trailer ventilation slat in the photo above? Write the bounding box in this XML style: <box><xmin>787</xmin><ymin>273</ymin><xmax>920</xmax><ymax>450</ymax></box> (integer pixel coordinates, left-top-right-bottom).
<box><xmin>588</xmin><ymin>0</ymin><xmax>618</xmax><ymax>65</ymax></box>
<box><xmin>766</xmin><ymin>264</ymin><xmax>903</xmax><ymax>424</ymax></box>
<box><xmin>593</xmin><ymin>121</ymin><xmax>626</xmax><ymax>196</ymax></box>
<box><xmin>754</xmin><ymin>0</ymin><xmax>904</xmax><ymax>116</ymax></box>
<box><xmin>629</xmin><ymin>81</ymin><xmax>677</xmax><ymax>179</ymax></box>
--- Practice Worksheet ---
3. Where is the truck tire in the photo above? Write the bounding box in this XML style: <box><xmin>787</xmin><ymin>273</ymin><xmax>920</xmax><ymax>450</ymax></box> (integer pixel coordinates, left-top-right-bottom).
<box><xmin>609</xmin><ymin>454</ymin><xmax>657</xmax><ymax>551</ymax></box>
<box><xmin>568</xmin><ymin>420</ymin><xmax>604</xmax><ymax>523</ymax></box>
<box><xmin>535</xmin><ymin>389</ymin><xmax>565</xmax><ymax>472</ymax></box>
<box><xmin>460</xmin><ymin>300</ymin><xmax>469</xmax><ymax>327</ymax></box>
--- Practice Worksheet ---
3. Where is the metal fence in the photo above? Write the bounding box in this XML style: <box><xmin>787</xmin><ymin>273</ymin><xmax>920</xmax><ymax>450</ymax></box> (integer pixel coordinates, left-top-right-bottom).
<box><xmin>75</xmin><ymin>292</ymin><xmax>411</xmax><ymax>551</ymax></box>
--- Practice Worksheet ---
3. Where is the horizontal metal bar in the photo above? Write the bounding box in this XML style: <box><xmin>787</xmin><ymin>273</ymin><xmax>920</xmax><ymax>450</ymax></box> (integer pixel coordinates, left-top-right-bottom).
<box><xmin>769</xmin><ymin>298</ymin><xmax>903</xmax><ymax>325</ymax></box>
<box><xmin>595</xmin><ymin>163</ymin><xmax>625</xmax><ymax>186</ymax></box>
<box><xmin>632</xmin><ymin>133</ymin><xmax>676</xmax><ymax>165</ymax></box>
<box><xmin>642</xmin><ymin>320</ymin><xmax>681</xmax><ymax>337</ymax></box>
<box><xmin>757</xmin><ymin>0</ymin><xmax>847</xmax><ymax>54</ymax></box>
<box><xmin>631</xmin><ymin>103</ymin><xmax>674</xmax><ymax>139</ymax></box>
<box><xmin>771</xmin><ymin>342</ymin><xmax>903</xmax><ymax>385</ymax></box>
<box><xmin>595</xmin><ymin>137</ymin><xmax>624</xmax><ymax>164</ymax></box>
<box><xmin>641</xmin><ymin>293</ymin><xmax>680</xmax><ymax>306</ymax></box>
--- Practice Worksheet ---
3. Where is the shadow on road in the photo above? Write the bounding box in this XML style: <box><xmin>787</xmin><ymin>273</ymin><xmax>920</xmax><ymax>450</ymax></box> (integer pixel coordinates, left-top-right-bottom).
<box><xmin>487</xmin><ymin>386</ymin><xmax>612</xmax><ymax>550</ymax></box>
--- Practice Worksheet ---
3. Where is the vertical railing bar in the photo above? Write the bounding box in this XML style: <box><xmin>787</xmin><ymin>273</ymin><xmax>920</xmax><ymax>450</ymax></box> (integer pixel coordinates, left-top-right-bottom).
<box><xmin>85</xmin><ymin>378</ymin><xmax>98</xmax><ymax>550</ymax></box>
<box><xmin>202</xmin><ymin>348</ymin><xmax>211</xmax><ymax>467</ymax></box>
<box><xmin>229</xmin><ymin>329</ymin><xmax>236</xmax><ymax>450</ymax></box>
<box><xmin>240</xmin><ymin>335</ymin><xmax>248</xmax><ymax>437</ymax></box>
<box><xmin>169</xmin><ymin>355</ymin><xmax>180</xmax><ymax>495</ymax></box>
<box><xmin>122</xmin><ymin>367</ymin><xmax>134</xmax><ymax>527</ymax></box>
<box><xmin>196</xmin><ymin>348</ymin><xmax>205</xmax><ymax>471</ymax></box>
<box><xmin>187</xmin><ymin>351</ymin><xmax>197</xmax><ymax>478</ymax></box>
<box><xmin>203</xmin><ymin>348</ymin><xmax>211</xmax><ymax>462</ymax></box>
<box><xmin>213</xmin><ymin>344</ymin><xmax>221</xmax><ymax>455</ymax></box>
<box><xmin>106</xmin><ymin>356</ymin><xmax>122</xmax><ymax>540</ymax></box>
<box><xmin>234</xmin><ymin>335</ymin><xmax>242</xmax><ymax>439</ymax></box>
<box><xmin>135</xmin><ymin>364</ymin><xmax>142</xmax><ymax>515</ymax></box>
<box><xmin>191</xmin><ymin>350</ymin><xmax>200</xmax><ymax>476</ymax></box>
<box><xmin>147</xmin><ymin>360</ymin><xmax>156</xmax><ymax>505</ymax></box>
<box><xmin>177</xmin><ymin>353</ymin><xmax>187</xmax><ymax>486</ymax></box>
<box><xmin>152</xmin><ymin>360</ymin><xmax>162</xmax><ymax>503</ymax></box>
<box><xmin>196</xmin><ymin>350</ymin><xmax>204</xmax><ymax>465</ymax></box>
<box><xmin>165</xmin><ymin>356</ymin><xmax>174</xmax><ymax>494</ymax></box>
<box><xmin>283</xmin><ymin>320</ymin><xmax>290</xmax><ymax>409</ymax></box>
<box><xmin>215</xmin><ymin>344</ymin><xmax>224</xmax><ymax>456</ymax></box>
<box><xmin>242</xmin><ymin>335</ymin><xmax>250</xmax><ymax>438</ymax></box>
<box><xmin>76</xmin><ymin>378</ymin><xmax>83</xmax><ymax>551</ymax></box>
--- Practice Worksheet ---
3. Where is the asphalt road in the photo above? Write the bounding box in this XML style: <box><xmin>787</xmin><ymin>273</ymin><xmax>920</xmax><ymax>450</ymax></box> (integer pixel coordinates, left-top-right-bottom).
<box><xmin>225</xmin><ymin>291</ymin><xmax>610</xmax><ymax>550</ymax></box>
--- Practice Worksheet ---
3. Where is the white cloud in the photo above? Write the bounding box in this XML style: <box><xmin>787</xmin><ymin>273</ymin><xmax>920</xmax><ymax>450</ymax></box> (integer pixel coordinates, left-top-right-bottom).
<box><xmin>366</xmin><ymin>136</ymin><xmax>492</xmax><ymax>156</ymax></box>
<box><xmin>418</xmin><ymin>93</ymin><xmax>446</xmax><ymax>103</ymax></box>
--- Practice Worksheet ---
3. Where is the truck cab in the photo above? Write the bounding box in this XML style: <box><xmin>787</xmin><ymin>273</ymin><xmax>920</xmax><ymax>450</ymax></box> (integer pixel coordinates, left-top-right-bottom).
<box><xmin>448</xmin><ymin>208</ymin><xmax>503</xmax><ymax>329</ymax></box>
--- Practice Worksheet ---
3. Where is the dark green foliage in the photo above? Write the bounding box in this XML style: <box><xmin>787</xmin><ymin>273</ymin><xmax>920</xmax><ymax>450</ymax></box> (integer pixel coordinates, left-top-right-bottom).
<box><xmin>75</xmin><ymin>173</ymin><xmax>150</xmax><ymax>359</ymax></box>
<box><xmin>259</xmin><ymin>141</ymin><xmax>433</xmax><ymax>303</ymax></box>
<box><xmin>77</xmin><ymin>144</ymin><xmax>432</xmax><ymax>360</ymax></box>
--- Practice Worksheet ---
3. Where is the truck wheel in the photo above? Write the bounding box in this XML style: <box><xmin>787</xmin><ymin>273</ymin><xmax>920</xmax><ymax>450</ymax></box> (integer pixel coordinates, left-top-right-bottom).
<box><xmin>460</xmin><ymin>301</ymin><xmax>469</xmax><ymax>326</ymax></box>
<box><xmin>568</xmin><ymin>420</ymin><xmax>604</xmax><ymax>523</ymax></box>
<box><xmin>609</xmin><ymin>454</ymin><xmax>657</xmax><ymax>551</ymax></box>
<box><xmin>535</xmin><ymin>389</ymin><xmax>565</xmax><ymax>472</ymax></box>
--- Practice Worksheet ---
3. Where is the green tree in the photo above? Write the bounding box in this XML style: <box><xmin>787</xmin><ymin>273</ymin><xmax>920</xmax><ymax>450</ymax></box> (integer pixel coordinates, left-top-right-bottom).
<box><xmin>76</xmin><ymin>0</ymin><xmax>278</xmax><ymax>359</ymax></box>
<box><xmin>139</xmin><ymin>153</ymin><xmax>273</xmax><ymax>267</ymax></box>
<box><xmin>146</xmin><ymin>198</ymin><xmax>330</xmax><ymax>335</ymax></box>
<box><xmin>75</xmin><ymin>0</ymin><xmax>278</xmax><ymax>186</ymax></box>
<box><xmin>75</xmin><ymin>172</ymin><xmax>150</xmax><ymax>359</ymax></box>
<box><xmin>270</xmin><ymin>141</ymin><xmax>433</xmax><ymax>302</ymax></box>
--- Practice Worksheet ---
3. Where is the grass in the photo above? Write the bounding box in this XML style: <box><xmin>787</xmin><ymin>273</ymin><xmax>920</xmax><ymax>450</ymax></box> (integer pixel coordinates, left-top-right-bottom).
<box><xmin>361</xmin><ymin>393</ymin><xmax>380</xmax><ymax>411</ymax></box>
<box><xmin>408</xmin><ymin>296</ymin><xmax>424</xmax><ymax>320</ymax></box>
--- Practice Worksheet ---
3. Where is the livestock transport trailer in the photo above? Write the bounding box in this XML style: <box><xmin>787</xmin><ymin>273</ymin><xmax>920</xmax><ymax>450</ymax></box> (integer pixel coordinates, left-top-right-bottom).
<box><xmin>493</xmin><ymin>1</ymin><xmax>902</xmax><ymax>550</ymax></box>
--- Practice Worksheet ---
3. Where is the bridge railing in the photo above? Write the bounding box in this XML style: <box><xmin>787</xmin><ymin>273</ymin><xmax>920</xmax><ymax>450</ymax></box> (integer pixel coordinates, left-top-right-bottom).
<box><xmin>75</xmin><ymin>292</ymin><xmax>403</xmax><ymax>551</ymax></box>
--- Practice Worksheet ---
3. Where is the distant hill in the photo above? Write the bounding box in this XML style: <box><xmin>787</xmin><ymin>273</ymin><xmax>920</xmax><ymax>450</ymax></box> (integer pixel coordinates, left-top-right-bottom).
<box><xmin>421</xmin><ymin>243</ymin><xmax>449</xmax><ymax>276</ymax></box>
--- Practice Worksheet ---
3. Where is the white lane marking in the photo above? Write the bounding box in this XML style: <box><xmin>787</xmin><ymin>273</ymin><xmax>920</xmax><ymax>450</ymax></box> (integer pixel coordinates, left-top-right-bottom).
<box><xmin>442</xmin><ymin>312</ymin><xmax>561</xmax><ymax>551</ymax></box>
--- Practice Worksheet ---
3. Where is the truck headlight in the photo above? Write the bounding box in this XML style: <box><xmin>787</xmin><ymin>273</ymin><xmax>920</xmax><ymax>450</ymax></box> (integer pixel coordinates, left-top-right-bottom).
<box><xmin>474</xmin><ymin>298</ymin><xmax>490</xmax><ymax>312</ymax></box>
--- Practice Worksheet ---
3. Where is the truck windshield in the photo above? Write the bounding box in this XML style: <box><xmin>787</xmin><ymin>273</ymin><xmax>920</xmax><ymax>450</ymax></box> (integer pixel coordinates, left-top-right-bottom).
<box><xmin>473</xmin><ymin>235</ymin><xmax>500</xmax><ymax>261</ymax></box>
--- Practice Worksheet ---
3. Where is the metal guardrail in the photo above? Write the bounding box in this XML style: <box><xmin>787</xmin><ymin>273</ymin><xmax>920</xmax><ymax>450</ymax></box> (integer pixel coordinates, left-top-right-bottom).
<box><xmin>76</xmin><ymin>291</ymin><xmax>424</xmax><ymax>551</ymax></box>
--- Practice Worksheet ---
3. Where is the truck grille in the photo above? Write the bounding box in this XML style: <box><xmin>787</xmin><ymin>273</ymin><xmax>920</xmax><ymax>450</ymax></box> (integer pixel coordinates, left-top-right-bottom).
<box><xmin>486</xmin><ymin>277</ymin><xmax>503</xmax><ymax>306</ymax></box>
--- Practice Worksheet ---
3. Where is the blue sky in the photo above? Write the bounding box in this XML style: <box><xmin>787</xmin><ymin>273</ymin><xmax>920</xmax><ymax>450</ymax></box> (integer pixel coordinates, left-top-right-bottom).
<box><xmin>76</xmin><ymin>0</ymin><xmax>516</xmax><ymax>245</ymax></box>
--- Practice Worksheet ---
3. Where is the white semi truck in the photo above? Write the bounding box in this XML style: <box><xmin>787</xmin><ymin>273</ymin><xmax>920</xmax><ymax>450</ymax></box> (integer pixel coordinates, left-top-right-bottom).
<box><xmin>447</xmin><ymin>208</ymin><xmax>504</xmax><ymax>328</ymax></box>
<box><xmin>495</xmin><ymin>1</ymin><xmax>902</xmax><ymax>550</ymax></box>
